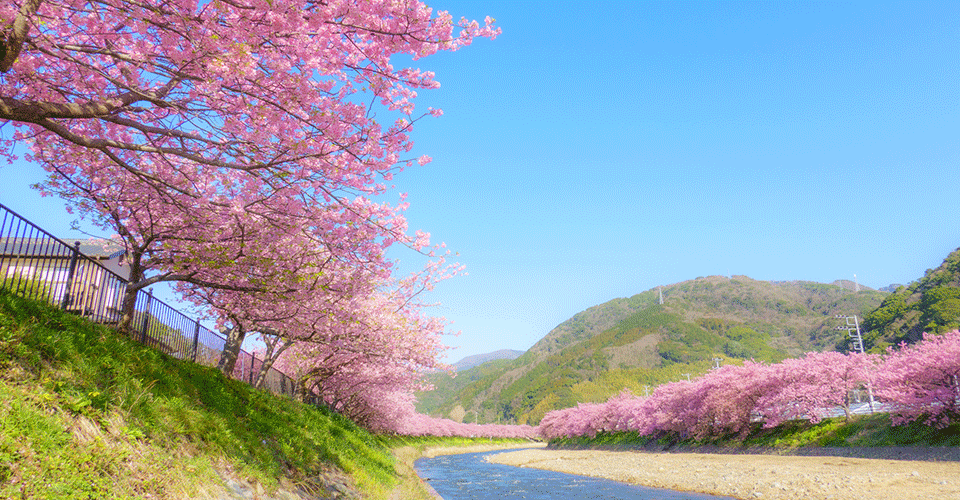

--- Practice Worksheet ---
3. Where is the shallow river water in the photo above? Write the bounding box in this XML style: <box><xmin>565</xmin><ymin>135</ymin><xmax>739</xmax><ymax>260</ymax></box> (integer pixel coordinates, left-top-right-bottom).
<box><xmin>414</xmin><ymin>450</ymin><xmax>735</xmax><ymax>500</ymax></box>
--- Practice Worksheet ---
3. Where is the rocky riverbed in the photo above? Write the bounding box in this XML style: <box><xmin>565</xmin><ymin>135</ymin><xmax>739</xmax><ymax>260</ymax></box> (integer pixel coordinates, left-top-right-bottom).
<box><xmin>487</xmin><ymin>446</ymin><xmax>960</xmax><ymax>500</ymax></box>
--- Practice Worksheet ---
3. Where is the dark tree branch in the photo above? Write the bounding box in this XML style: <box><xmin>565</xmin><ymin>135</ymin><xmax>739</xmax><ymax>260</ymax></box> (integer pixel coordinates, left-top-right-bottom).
<box><xmin>0</xmin><ymin>0</ymin><xmax>42</xmax><ymax>72</ymax></box>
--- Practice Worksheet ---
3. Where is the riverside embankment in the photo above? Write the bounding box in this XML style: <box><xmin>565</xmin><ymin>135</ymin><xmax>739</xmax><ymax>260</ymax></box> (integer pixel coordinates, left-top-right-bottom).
<box><xmin>487</xmin><ymin>446</ymin><xmax>960</xmax><ymax>500</ymax></box>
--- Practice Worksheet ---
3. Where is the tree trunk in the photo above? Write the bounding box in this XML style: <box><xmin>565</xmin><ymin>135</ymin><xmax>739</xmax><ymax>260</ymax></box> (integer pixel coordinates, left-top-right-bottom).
<box><xmin>217</xmin><ymin>324</ymin><xmax>246</xmax><ymax>377</ymax></box>
<box><xmin>293</xmin><ymin>378</ymin><xmax>308</xmax><ymax>403</ymax></box>
<box><xmin>253</xmin><ymin>334</ymin><xmax>294</xmax><ymax>389</ymax></box>
<box><xmin>117</xmin><ymin>248</ymin><xmax>145</xmax><ymax>333</ymax></box>
<box><xmin>118</xmin><ymin>284</ymin><xmax>140</xmax><ymax>333</ymax></box>
<box><xmin>842</xmin><ymin>391</ymin><xmax>852</xmax><ymax>421</ymax></box>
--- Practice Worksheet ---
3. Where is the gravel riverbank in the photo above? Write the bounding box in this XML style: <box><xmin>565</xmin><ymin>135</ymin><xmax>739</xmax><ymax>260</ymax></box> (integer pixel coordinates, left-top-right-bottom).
<box><xmin>486</xmin><ymin>446</ymin><xmax>960</xmax><ymax>500</ymax></box>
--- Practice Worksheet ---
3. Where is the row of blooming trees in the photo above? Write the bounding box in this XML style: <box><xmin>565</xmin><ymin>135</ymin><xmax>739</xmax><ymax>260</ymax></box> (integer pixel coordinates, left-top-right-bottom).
<box><xmin>540</xmin><ymin>330</ymin><xmax>960</xmax><ymax>440</ymax></box>
<box><xmin>390</xmin><ymin>408</ymin><xmax>538</xmax><ymax>438</ymax></box>
<box><xmin>1</xmin><ymin>0</ymin><xmax>511</xmax><ymax>434</ymax></box>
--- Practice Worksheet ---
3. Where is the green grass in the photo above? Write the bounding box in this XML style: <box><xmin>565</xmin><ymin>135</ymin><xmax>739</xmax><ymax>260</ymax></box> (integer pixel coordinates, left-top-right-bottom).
<box><xmin>0</xmin><ymin>289</ymin><xmax>401</xmax><ymax>499</ymax></box>
<box><xmin>549</xmin><ymin>413</ymin><xmax>960</xmax><ymax>451</ymax></box>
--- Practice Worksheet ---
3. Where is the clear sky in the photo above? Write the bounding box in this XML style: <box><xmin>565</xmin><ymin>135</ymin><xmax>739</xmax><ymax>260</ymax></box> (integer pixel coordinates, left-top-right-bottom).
<box><xmin>2</xmin><ymin>0</ymin><xmax>958</xmax><ymax>365</ymax></box>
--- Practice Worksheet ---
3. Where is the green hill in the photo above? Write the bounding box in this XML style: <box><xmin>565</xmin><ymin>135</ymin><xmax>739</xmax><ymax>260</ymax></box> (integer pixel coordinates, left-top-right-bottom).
<box><xmin>418</xmin><ymin>276</ymin><xmax>887</xmax><ymax>425</ymax></box>
<box><xmin>0</xmin><ymin>289</ymin><xmax>407</xmax><ymax>499</ymax></box>
<box><xmin>416</xmin><ymin>357</ymin><xmax>518</xmax><ymax>422</ymax></box>
<box><xmin>860</xmin><ymin>247</ymin><xmax>960</xmax><ymax>351</ymax></box>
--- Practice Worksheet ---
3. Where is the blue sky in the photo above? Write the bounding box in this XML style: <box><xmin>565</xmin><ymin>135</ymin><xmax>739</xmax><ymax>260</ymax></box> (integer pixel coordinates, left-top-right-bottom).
<box><xmin>2</xmin><ymin>0</ymin><xmax>959</xmax><ymax>364</ymax></box>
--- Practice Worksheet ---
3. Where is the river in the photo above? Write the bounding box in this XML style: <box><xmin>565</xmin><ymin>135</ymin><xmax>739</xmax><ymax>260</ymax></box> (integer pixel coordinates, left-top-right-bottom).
<box><xmin>414</xmin><ymin>449</ymin><xmax>736</xmax><ymax>500</ymax></box>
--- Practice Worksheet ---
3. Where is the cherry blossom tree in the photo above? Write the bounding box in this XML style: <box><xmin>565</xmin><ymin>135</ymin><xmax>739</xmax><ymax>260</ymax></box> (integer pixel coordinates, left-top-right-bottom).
<box><xmin>757</xmin><ymin>351</ymin><xmax>879</xmax><ymax>426</ymax></box>
<box><xmin>2</xmin><ymin>0</ymin><xmax>498</xmax><ymax>198</ymax></box>
<box><xmin>538</xmin><ymin>355</ymin><xmax>879</xmax><ymax>441</ymax></box>
<box><xmin>192</xmin><ymin>235</ymin><xmax>458</xmax><ymax>376</ymax></box>
<box><xmin>0</xmin><ymin>0</ymin><xmax>546</xmax><ymax>440</ymax></box>
<box><xmin>688</xmin><ymin>362</ymin><xmax>777</xmax><ymax>437</ymax></box>
<box><xmin>1</xmin><ymin>0</ymin><xmax>496</xmax><ymax>332</ymax></box>
<box><xmin>538</xmin><ymin>391</ymin><xmax>650</xmax><ymax>440</ymax></box>
<box><xmin>875</xmin><ymin>330</ymin><xmax>960</xmax><ymax>426</ymax></box>
<box><xmin>260</xmin><ymin>273</ymin><xmax>543</xmax><ymax>438</ymax></box>
<box><xmin>270</xmin><ymin>280</ymin><xmax>450</xmax><ymax>408</ymax></box>
<box><xmin>391</xmin><ymin>406</ymin><xmax>538</xmax><ymax>438</ymax></box>
<box><xmin>0</xmin><ymin>1</ymin><xmax>509</xmax><ymax>441</ymax></box>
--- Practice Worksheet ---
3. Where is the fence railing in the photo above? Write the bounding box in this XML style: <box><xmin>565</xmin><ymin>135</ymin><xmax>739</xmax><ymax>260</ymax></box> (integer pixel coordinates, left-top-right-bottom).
<box><xmin>0</xmin><ymin>202</ymin><xmax>304</xmax><ymax>401</ymax></box>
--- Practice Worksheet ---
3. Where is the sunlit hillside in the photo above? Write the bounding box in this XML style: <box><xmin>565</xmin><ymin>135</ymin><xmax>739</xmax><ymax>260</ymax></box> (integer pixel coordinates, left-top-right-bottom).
<box><xmin>862</xmin><ymin>248</ymin><xmax>960</xmax><ymax>351</ymax></box>
<box><xmin>419</xmin><ymin>276</ymin><xmax>887</xmax><ymax>425</ymax></box>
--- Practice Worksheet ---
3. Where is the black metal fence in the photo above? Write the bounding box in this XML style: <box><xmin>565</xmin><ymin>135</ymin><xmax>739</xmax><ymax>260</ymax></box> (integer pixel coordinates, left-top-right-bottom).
<box><xmin>0</xmin><ymin>202</ymin><xmax>300</xmax><ymax>399</ymax></box>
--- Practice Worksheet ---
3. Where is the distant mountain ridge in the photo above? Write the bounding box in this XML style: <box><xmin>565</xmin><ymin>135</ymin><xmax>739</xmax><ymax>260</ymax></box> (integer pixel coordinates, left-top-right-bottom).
<box><xmin>416</xmin><ymin>275</ymin><xmax>888</xmax><ymax>426</ymax></box>
<box><xmin>452</xmin><ymin>349</ymin><xmax>524</xmax><ymax>371</ymax></box>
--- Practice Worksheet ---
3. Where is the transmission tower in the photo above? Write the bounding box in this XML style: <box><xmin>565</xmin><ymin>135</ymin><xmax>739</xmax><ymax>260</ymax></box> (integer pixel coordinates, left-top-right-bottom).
<box><xmin>836</xmin><ymin>314</ymin><xmax>876</xmax><ymax>412</ymax></box>
<box><xmin>836</xmin><ymin>314</ymin><xmax>865</xmax><ymax>353</ymax></box>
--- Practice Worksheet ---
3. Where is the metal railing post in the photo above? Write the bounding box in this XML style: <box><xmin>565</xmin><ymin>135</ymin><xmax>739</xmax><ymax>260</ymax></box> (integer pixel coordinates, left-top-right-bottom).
<box><xmin>139</xmin><ymin>289</ymin><xmax>153</xmax><ymax>344</ymax></box>
<box><xmin>60</xmin><ymin>241</ymin><xmax>81</xmax><ymax>310</ymax></box>
<box><xmin>191</xmin><ymin>320</ymin><xmax>201</xmax><ymax>363</ymax></box>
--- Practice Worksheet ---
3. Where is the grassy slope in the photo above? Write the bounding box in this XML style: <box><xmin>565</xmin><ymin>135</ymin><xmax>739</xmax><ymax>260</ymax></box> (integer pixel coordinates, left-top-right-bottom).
<box><xmin>0</xmin><ymin>289</ymin><xmax>416</xmax><ymax>499</ymax></box>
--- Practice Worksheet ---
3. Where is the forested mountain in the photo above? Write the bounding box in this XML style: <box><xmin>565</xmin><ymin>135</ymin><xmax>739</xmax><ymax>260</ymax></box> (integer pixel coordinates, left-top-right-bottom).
<box><xmin>414</xmin><ymin>350</ymin><xmax>523</xmax><ymax>419</ymax></box>
<box><xmin>416</xmin><ymin>276</ymin><xmax>887</xmax><ymax>425</ymax></box>
<box><xmin>860</xmin><ymin>248</ymin><xmax>960</xmax><ymax>351</ymax></box>
<box><xmin>453</xmin><ymin>349</ymin><xmax>525</xmax><ymax>371</ymax></box>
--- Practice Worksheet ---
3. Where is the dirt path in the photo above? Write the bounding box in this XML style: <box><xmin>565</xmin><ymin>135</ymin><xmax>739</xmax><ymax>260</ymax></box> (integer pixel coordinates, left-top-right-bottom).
<box><xmin>487</xmin><ymin>447</ymin><xmax>960</xmax><ymax>500</ymax></box>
